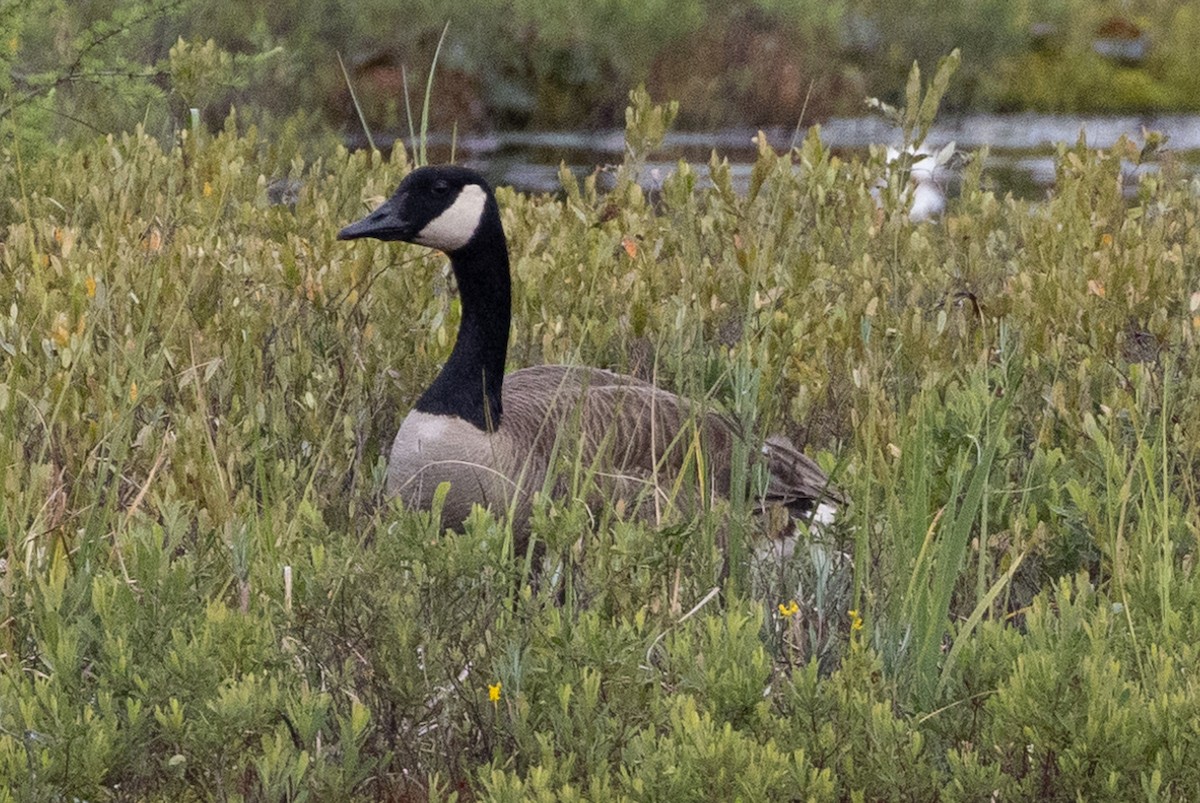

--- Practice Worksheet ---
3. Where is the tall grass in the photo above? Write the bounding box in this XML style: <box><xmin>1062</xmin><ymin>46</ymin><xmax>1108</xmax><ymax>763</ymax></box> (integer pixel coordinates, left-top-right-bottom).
<box><xmin>1</xmin><ymin>81</ymin><xmax>1200</xmax><ymax>798</ymax></box>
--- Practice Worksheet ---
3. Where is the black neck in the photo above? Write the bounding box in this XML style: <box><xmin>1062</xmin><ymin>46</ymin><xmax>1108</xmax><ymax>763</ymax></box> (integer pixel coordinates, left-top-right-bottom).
<box><xmin>414</xmin><ymin>217</ymin><xmax>510</xmax><ymax>431</ymax></box>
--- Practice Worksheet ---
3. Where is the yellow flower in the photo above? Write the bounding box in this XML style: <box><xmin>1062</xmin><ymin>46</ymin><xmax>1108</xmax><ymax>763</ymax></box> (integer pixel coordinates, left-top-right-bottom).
<box><xmin>129</xmin><ymin>381</ymin><xmax>139</xmax><ymax>404</ymax></box>
<box><xmin>85</xmin><ymin>276</ymin><xmax>96</xmax><ymax>298</ymax></box>
<box><xmin>848</xmin><ymin>609</ymin><xmax>864</xmax><ymax>631</ymax></box>
<box><xmin>488</xmin><ymin>682</ymin><xmax>501</xmax><ymax>703</ymax></box>
<box><xmin>777</xmin><ymin>600</ymin><xmax>800</xmax><ymax>618</ymax></box>
<box><xmin>203</xmin><ymin>181</ymin><xmax>213</xmax><ymax>197</ymax></box>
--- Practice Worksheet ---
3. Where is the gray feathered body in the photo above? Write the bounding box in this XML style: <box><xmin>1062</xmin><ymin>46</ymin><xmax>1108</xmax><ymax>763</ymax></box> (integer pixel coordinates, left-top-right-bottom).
<box><xmin>388</xmin><ymin>365</ymin><xmax>837</xmax><ymax>537</ymax></box>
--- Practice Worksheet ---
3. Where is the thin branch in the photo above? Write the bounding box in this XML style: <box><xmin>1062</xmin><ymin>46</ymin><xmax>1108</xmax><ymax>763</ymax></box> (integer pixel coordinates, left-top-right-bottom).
<box><xmin>0</xmin><ymin>0</ymin><xmax>181</xmax><ymax>119</ymax></box>
<box><xmin>66</xmin><ymin>0</ymin><xmax>186</xmax><ymax>78</ymax></box>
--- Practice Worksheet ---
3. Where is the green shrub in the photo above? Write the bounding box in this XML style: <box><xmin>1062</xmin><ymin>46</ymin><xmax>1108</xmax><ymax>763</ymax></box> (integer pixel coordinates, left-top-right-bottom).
<box><xmin>2</xmin><ymin>84</ymin><xmax>1200</xmax><ymax>798</ymax></box>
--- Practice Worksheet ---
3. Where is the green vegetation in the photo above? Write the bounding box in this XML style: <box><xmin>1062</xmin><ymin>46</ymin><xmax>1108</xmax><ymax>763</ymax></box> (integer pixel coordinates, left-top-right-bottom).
<box><xmin>5</xmin><ymin>0</ymin><xmax>1200</xmax><ymax>149</ymax></box>
<box><xmin>3</xmin><ymin>64</ymin><xmax>1200</xmax><ymax>799</ymax></box>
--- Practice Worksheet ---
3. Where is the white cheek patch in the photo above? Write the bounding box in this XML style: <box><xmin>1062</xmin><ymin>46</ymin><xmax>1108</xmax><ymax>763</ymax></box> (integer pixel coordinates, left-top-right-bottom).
<box><xmin>415</xmin><ymin>184</ymin><xmax>487</xmax><ymax>252</ymax></box>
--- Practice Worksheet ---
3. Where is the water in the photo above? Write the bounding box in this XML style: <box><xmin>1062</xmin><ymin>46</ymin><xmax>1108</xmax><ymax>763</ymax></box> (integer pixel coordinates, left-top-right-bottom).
<box><xmin>370</xmin><ymin>113</ymin><xmax>1200</xmax><ymax>199</ymax></box>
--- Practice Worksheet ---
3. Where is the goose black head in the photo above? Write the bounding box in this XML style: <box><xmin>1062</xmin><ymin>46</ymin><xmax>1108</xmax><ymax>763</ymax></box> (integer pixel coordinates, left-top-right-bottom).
<box><xmin>338</xmin><ymin>165</ymin><xmax>495</xmax><ymax>254</ymax></box>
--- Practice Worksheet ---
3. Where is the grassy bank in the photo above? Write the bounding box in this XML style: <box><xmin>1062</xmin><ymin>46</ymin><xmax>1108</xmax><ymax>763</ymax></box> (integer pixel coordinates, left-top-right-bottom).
<box><xmin>2</xmin><ymin>87</ymin><xmax>1200</xmax><ymax>798</ymax></box>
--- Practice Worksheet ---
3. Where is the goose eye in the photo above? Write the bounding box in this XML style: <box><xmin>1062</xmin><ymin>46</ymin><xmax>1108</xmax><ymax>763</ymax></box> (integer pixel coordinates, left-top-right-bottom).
<box><xmin>431</xmin><ymin>180</ymin><xmax>450</xmax><ymax>195</ymax></box>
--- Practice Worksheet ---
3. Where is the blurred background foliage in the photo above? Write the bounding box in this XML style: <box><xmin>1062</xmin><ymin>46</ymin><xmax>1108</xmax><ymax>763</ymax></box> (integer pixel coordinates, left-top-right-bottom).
<box><xmin>4</xmin><ymin>0</ymin><xmax>1200</xmax><ymax>151</ymax></box>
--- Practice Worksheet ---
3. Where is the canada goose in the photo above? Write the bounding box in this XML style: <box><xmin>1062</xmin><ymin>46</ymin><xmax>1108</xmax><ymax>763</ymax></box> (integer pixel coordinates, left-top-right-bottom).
<box><xmin>338</xmin><ymin>165</ymin><xmax>840</xmax><ymax>547</ymax></box>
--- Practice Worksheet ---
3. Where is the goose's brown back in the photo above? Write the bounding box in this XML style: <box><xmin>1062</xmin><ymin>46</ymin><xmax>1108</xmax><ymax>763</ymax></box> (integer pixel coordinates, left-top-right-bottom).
<box><xmin>387</xmin><ymin>364</ymin><xmax>838</xmax><ymax>537</ymax></box>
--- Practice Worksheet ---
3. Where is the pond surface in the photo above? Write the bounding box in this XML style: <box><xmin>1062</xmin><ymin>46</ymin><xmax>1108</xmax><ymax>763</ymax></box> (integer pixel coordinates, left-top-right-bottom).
<box><xmin>377</xmin><ymin>113</ymin><xmax>1200</xmax><ymax>200</ymax></box>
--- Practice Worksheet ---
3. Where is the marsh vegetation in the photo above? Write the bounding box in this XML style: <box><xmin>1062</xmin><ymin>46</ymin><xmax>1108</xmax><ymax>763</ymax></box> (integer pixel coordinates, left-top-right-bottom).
<box><xmin>2</xmin><ymin>42</ymin><xmax>1200</xmax><ymax>801</ymax></box>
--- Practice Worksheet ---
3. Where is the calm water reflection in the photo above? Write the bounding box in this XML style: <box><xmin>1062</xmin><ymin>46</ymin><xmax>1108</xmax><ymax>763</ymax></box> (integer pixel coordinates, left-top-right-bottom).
<box><xmin>363</xmin><ymin>114</ymin><xmax>1200</xmax><ymax>200</ymax></box>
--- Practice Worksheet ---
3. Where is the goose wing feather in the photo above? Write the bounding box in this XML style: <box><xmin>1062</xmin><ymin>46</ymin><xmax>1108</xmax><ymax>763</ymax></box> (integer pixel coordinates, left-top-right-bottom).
<box><xmin>499</xmin><ymin>365</ymin><xmax>839</xmax><ymax>512</ymax></box>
